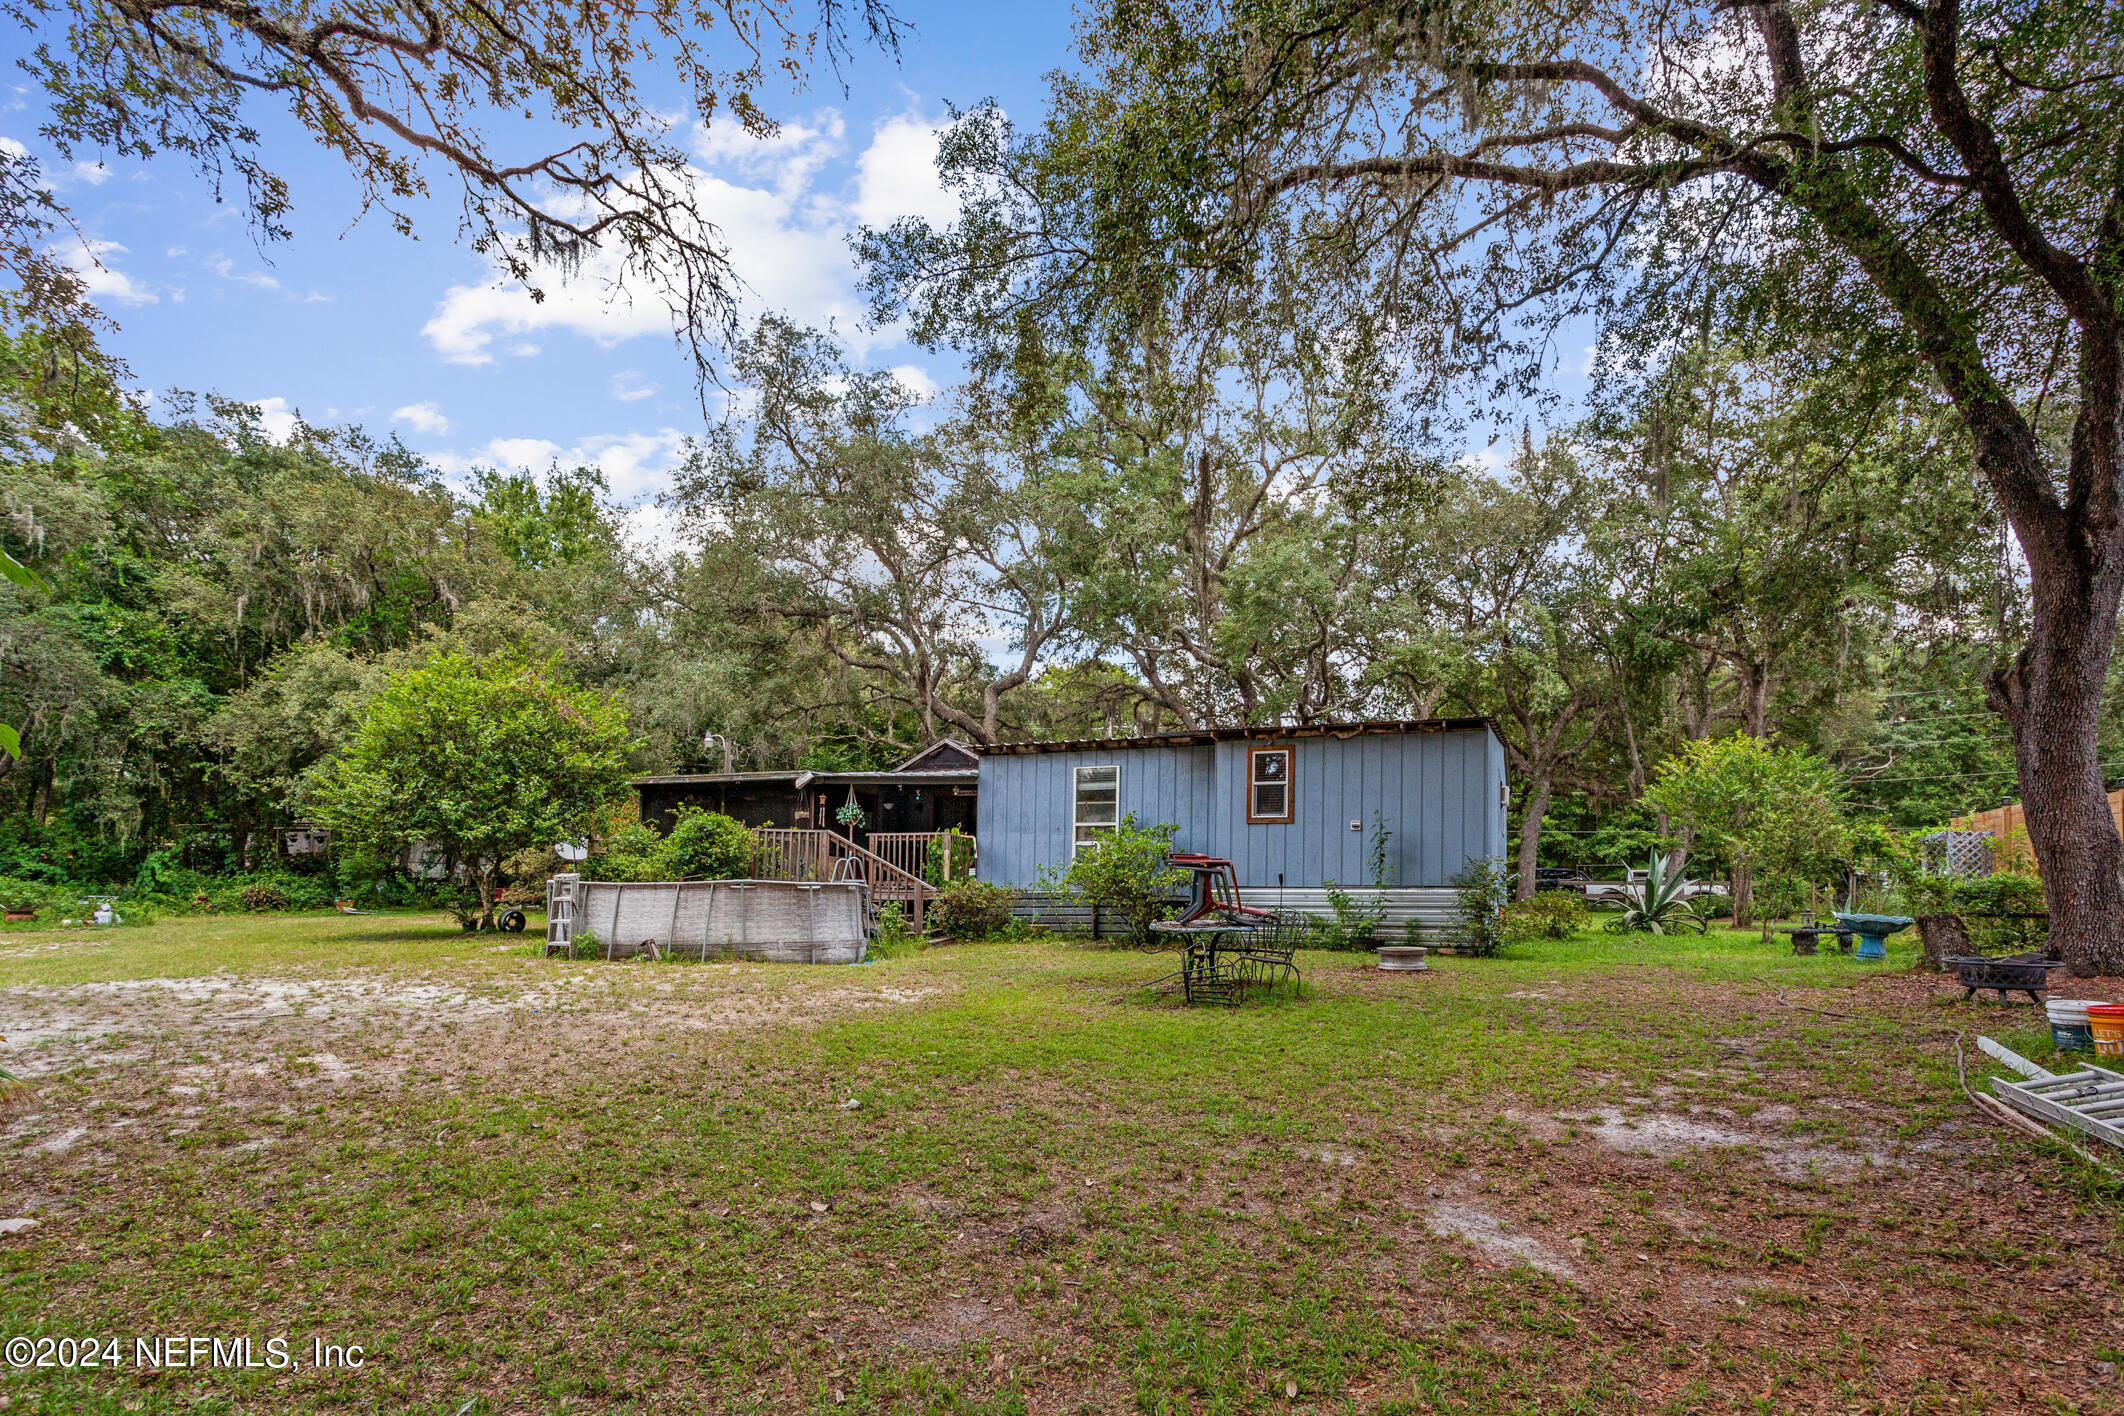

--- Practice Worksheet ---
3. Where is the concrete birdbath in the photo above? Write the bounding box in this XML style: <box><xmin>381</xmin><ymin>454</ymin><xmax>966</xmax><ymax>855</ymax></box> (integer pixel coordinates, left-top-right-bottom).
<box><xmin>1835</xmin><ymin>912</ymin><xmax>1916</xmax><ymax>961</ymax></box>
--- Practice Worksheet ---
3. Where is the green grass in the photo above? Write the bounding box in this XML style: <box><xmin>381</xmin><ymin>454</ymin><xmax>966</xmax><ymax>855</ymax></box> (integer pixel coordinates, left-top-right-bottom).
<box><xmin>0</xmin><ymin>914</ymin><xmax>2114</xmax><ymax>1413</ymax></box>
<box><xmin>0</xmin><ymin>908</ymin><xmax>505</xmax><ymax>987</ymax></box>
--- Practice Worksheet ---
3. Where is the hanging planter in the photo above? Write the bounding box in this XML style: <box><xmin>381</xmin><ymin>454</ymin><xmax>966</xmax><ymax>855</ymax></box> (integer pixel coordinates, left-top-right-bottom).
<box><xmin>835</xmin><ymin>801</ymin><xmax>868</xmax><ymax>831</ymax></box>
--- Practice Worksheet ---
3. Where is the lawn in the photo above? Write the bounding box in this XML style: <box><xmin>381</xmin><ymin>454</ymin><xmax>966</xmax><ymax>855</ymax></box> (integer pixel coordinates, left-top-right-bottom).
<box><xmin>1</xmin><ymin>912</ymin><xmax>2119</xmax><ymax>1414</ymax></box>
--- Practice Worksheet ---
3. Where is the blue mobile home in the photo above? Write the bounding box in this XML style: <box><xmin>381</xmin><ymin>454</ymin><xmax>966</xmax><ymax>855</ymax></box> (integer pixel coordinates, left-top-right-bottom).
<box><xmin>978</xmin><ymin>719</ymin><xmax>1507</xmax><ymax>930</ymax></box>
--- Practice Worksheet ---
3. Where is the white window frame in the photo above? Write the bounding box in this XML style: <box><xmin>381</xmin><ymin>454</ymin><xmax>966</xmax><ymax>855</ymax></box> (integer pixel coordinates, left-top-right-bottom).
<box><xmin>1071</xmin><ymin>763</ymin><xmax>1121</xmax><ymax>857</ymax></box>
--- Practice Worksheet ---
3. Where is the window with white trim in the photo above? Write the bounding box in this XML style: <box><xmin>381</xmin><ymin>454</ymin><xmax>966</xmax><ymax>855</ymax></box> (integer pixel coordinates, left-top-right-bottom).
<box><xmin>1248</xmin><ymin>746</ymin><xmax>1294</xmax><ymax>824</ymax></box>
<box><xmin>1072</xmin><ymin>764</ymin><xmax>1119</xmax><ymax>855</ymax></box>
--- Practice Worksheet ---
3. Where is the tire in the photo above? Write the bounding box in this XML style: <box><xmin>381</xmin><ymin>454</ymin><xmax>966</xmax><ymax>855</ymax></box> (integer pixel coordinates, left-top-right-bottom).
<box><xmin>498</xmin><ymin>909</ymin><xmax>527</xmax><ymax>934</ymax></box>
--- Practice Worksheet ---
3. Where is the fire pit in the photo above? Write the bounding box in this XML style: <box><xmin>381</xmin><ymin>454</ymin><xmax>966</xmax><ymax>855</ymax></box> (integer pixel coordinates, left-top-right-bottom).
<box><xmin>1944</xmin><ymin>952</ymin><xmax>2066</xmax><ymax>1005</ymax></box>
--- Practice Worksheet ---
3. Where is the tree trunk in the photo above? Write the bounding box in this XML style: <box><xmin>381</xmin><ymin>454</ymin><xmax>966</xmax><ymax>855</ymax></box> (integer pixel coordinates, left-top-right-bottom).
<box><xmin>1514</xmin><ymin>776</ymin><xmax>1551</xmax><ymax>900</ymax></box>
<box><xmin>1915</xmin><ymin>913</ymin><xmax>1970</xmax><ymax>973</ymax></box>
<box><xmin>1729</xmin><ymin>861</ymin><xmax>1754</xmax><ymax>929</ymax></box>
<box><xmin>475</xmin><ymin>868</ymin><xmax>497</xmax><ymax>931</ymax></box>
<box><xmin>1990</xmin><ymin>542</ymin><xmax>2124</xmax><ymax>977</ymax></box>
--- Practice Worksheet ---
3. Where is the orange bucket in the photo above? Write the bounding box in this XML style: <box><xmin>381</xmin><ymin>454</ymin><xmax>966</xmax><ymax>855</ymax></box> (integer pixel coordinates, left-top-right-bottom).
<box><xmin>2087</xmin><ymin>1004</ymin><xmax>2124</xmax><ymax>1058</ymax></box>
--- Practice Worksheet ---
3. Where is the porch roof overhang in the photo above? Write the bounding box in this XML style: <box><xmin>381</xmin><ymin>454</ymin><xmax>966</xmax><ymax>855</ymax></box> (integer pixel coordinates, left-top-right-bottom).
<box><xmin>630</xmin><ymin>769</ymin><xmax>978</xmax><ymax>790</ymax></box>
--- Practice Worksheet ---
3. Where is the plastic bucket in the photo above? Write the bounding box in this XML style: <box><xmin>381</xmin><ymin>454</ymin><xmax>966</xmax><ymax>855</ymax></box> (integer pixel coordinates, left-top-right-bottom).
<box><xmin>2086</xmin><ymin>1003</ymin><xmax>2124</xmax><ymax>1058</ymax></box>
<box><xmin>2050</xmin><ymin>1000</ymin><xmax>2094</xmax><ymax>1050</ymax></box>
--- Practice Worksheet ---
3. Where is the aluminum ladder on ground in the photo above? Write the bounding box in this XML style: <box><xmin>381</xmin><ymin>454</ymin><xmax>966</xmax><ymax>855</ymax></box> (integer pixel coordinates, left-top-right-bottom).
<box><xmin>1991</xmin><ymin>1061</ymin><xmax>2124</xmax><ymax>1151</ymax></box>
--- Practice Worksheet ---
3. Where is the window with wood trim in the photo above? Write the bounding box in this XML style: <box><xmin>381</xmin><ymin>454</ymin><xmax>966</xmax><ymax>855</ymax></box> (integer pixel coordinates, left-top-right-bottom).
<box><xmin>1247</xmin><ymin>746</ymin><xmax>1294</xmax><ymax>824</ymax></box>
<box><xmin>1072</xmin><ymin>764</ymin><xmax>1119</xmax><ymax>855</ymax></box>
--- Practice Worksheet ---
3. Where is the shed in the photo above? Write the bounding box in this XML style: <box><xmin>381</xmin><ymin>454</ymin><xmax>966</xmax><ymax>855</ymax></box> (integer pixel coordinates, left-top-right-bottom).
<box><xmin>978</xmin><ymin>718</ymin><xmax>1507</xmax><ymax>932</ymax></box>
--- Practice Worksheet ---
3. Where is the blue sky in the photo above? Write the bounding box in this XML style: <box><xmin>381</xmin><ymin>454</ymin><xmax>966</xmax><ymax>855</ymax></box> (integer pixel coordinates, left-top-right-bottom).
<box><xmin>3</xmin><ymin>2</ymin><xmax>1078</xmax><ymax>516</ymax></box>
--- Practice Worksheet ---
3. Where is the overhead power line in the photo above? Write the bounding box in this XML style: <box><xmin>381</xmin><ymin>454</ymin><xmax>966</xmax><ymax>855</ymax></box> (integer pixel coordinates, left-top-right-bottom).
<box><xmin>1856</xmin><ymin>760</ymin><xmax>2124</xmax><ymax>786</ymax></box>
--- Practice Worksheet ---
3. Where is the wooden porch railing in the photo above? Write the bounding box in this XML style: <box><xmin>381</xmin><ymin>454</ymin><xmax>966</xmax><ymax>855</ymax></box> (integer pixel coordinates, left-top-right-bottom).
<box><xmin>866</xmin><ymin>831</ymin><xmax>976</xmax><ymax>885</ymax></box>
<box><xmin>755</xmin><ymin>829</ymin><xmax>933</xmax><ymax>930</ymax></box>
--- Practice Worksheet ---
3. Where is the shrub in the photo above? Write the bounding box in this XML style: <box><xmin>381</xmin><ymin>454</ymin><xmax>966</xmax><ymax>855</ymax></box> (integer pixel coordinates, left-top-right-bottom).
<box><xmin>1904</xmin><ymin>871</ymin><xmax>2048</xmax><ymax>954</ymax></box>
<box><xmin>205</xmin><ymin>872</ymin><xmax>335</xmax><ymax>914</ymax></box>
<box><xmin>239</xmin><ymin>883</ymin><xmax>290</xmax><ymax>911</ymax></box>
<box><xmin>1501</xmin><ymin>891</ymin><xmax>1588</xmax><ymax>942</ymax></box>
<box><xmin>1310</xmin><ymin>881</ymin><xmax>1386</xmax><ymax>950</ymax></box>
<box><xmin>0</xmin><ymin>877</ymin><xmax>68</xmax><ymax>919</ymax></box>
<box><xmin>868</xmin><ymin>902</ymin><xmax>922</xmax><ymax>957</ymax></box>
<box><xmin>586</xmin><ymin>809</ymin><xmax>757</xmax><ymax>883</ymax></box>
<box><xmin>932</xmin><ymin>879</ymin><xmax>1016</xmax><ymax>940</ymax></box>
<box><xmin>1035</xmin><ymin>814</ymin><xmax>1188</xmax><ymax>945</ymax></box>
<box><xmin>588</xmin><ymin>819</ymin><xmax>671</xmax><ymax>881</ymax></box>
<box><xmin>663</xmin><ymin>808</ymin><xmax>758</xmax><ymax>880</ymax></box>
<box><xmin>1445</xmin><ymin>857</ymin><xmax>1510</xmax><ymax>955</ymax></box>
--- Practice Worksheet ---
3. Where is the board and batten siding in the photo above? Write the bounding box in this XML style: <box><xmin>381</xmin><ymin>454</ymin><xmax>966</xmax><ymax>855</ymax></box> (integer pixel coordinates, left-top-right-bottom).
<box><xmin>976</xmin><ymin>745</ymin><xmax>1215</xmax><ymax>887</ymax></box>
<box><xmin>977</xmin><ymin>725</ymin><xmax>1505</xmax><ymax>889</ymax></box>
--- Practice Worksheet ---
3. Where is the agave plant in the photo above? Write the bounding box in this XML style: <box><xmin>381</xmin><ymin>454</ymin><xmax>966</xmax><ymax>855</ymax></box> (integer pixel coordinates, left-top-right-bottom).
<box><xmin>1604</xmin><ymin>853</ymin><xmax>1711</xmax><ymax>935</ymax></box>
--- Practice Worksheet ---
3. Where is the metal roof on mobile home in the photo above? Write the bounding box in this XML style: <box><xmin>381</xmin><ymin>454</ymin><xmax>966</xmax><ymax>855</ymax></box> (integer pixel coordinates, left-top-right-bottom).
<box><xmin>980</xmin><ymin>717</ymin><xmax>1494</xmax><ymax>755</ymax></box>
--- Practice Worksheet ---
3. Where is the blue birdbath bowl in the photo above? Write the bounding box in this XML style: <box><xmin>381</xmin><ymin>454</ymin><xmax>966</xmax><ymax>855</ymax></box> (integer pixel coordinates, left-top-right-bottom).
<box><xmin>1836</xmin><ymin>913</ymin><xmax>1915</xmax><ymax>961</ymax></box>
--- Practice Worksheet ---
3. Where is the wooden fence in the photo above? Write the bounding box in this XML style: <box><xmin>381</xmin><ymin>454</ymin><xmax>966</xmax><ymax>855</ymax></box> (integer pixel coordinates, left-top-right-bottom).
<box><xmin>755</xmin><ymin>828</ymin><xmax>933</xmax><ymax>930</ymax></box>
<box><xmin>867</xmin><ymin>831</ymin><xmax>974</xmax><ymax>885</ymax></box>
<box><xmin>1954</xmin><ymin>789</ymin><xmax>2124</xmax><ymax>874</ymax></box>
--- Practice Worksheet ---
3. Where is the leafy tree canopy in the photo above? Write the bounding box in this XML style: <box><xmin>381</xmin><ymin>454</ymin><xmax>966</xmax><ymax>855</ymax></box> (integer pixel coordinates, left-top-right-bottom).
<box><xmin>307</xmin><ymin>653</ymin><xmax>634</xmax><ymax>925</ymax></box>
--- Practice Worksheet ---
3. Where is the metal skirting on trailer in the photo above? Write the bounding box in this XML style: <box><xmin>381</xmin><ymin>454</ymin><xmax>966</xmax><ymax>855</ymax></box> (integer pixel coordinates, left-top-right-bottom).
<box><xmin>1008</xmin><ymin>887</ymin><xmax>1460</xmax><ymax>940</ymax></box>
<box><xmin>559</xmin><ymin>879</ymin><xmax>870</xmax><ymax>963</ymax></box>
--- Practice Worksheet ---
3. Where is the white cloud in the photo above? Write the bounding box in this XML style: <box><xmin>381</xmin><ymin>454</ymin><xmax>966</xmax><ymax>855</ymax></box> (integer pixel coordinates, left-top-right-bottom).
<box><xmin>72</xmin><ymin>161</ymin><xmax>110</xmax><ymax>186</ymax></box>
<box><xmin>0</xmin><ymin>136</ymin><xmax>27</xmax><ymax>159</ymax></box>
<box><xmin>690</xmin><ymin>112</ymin><xmax>845</xmax><ymax>199</ymax></box>
<box><xmin>420</xmin><ymin>105</ymin><xmax>963</xmax><ymax>367</ymax></box>
<box><xmin>612</xmin><ymin>370</ymin><xmax>658</xmax><ymax>402</ymax></box>
<box><xmin>251</xmin><ymin>397</ymin><xmax>300</xmax><ymax>443</ymax></box>
<box><xmin>391</xmin><ymin>401</ymin><xmax>451</xmax><ymax>435</ymax></box>
<box><xmin>852</xmin><ymin>109</ymin><xmax>960</xmax><ymax>232</ymax></box>
<box><xmin>423</xmin><ymin>267</ymin><xmax>672</xmax><ymax>365</ymax></box>
<box><xmin>1459</xmin><ymin>445</ymin><xmax>1509</xmax><ymax>480</ymax></box>
<box><xmin>210</xmin><ymin>256</ymin><xmax>280</xmax><ymax>290</ymax></box>
<box><xmin>58</xmin><ymin>240</ymin><xmax>157</xmax><ymax>305</ymax></box>
<box><xmin>890</xmin><ymin>364</ymin><xmax>939</xmax><ymax>399</ymax></box>
<box><xmin>431</xmin><ymin>428</ymin><xmax>690</xmax><ymax>504</ymax></box>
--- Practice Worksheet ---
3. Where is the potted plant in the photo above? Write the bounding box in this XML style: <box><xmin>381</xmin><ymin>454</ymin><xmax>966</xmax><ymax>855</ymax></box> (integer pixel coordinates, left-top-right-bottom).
<box><xmin>3</xmin><ymin>898</ymin><xmax>37</xmax><ymax>923</ymax></box>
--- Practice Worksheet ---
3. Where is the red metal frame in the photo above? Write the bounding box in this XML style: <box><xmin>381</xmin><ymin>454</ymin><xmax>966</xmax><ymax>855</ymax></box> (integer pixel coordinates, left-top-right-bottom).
<box><xmin>1168</xmin><ymin>853</ymin><xmax>1277</xmax><ymax>924</ymax></box>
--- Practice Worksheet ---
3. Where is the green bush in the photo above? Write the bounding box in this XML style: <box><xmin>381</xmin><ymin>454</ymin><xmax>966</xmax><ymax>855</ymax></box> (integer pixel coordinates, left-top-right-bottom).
<box><xmin>0</xmin><ymin>877</ymin><xmax>70</xmax><ymax>919</ymax></box>
<box><xmin>868</xmin><ymin>902</ymin><xmax>922</xmax><ymax>957</ymax></box>
<box><xmin>207</xmin><ymin>872</ymin><xmax>335</xmax><ymax>913</ymax></box>
<box><xmin>1446</xmin><ymin>857</ymin><xmax>1510</xmax><ymax>955</ymax></box>
<box><xmin>1035</xmin><ymin>814</ymin><xmax>1188</xmax><ymax>945</ymax></box>
<box><xmin>1309</xmin><ymin>882</ymin><xmax>1386</xmax><ymax>951</ymax></box>
<box><xmin>663</xmin><ymin>809</ymin><xmax>758</xmax><ymax>880</ymax></box>
<box><xmin>1501</xmin><ymin>891</ymin><xmax>1588</xmax><ymax>942</ymax></box>
<box><xmin>239</xmin><ymin>882</ymin><xmax>290</xmax><ymax>911</ymax></box>
<box><xmin>586</xmin><ymin>809</ymin><xmax>758</xmax><ymax>883</ymax></box>
<box><xmin>1904</xmin><ymin>870</ymin><xmax>2048</xmax><ymax>954</ymax></box>
<box><xmin>932</xmin><ymin>879</ymin><xmax>1016</xmax><ymax>939</ymax></box>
